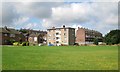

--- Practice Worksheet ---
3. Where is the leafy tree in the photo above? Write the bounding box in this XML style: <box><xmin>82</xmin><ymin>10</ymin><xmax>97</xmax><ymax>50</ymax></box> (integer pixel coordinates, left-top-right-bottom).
<box><xmin>7</xmin><ymin>39</ymin><xmax>15</xmax><ymax>45</ymax></box>
<box><xmin>93</xmin><ymin>38</ymin><xmax>99</xmax><ymax>45</ymax></box>
<box><xmin>104</xmin><ymin>29</ymin><xmax>120</xmax><ymax>45</ymax></box>
<box><xmin>19</xmin><ymin>29</ymin><xmax>28</xmax><ymax>33</ymax></box>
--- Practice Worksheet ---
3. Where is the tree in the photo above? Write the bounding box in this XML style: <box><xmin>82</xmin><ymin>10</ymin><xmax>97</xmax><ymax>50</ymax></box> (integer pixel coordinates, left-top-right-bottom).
<box><xmin>93</xmin><ymin>38</ymin><xmax>99</xmax><ymax>45</ymax></box>
<box><xmin>19</xmin><ymin>28</ymin><xmax>28</xmax><ymax>33</ymax></box>
<box><xmin>104</xmin><ymin>29</ymin><xmax>120</xmax><ymax>45</ymax></box>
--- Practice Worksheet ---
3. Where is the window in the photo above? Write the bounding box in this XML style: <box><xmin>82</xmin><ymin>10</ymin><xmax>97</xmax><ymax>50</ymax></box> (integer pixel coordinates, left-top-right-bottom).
<box><xmin>57</xmin><ymin>29</ymin><xmax>60</xmax><ymax>31</ymax></box>
<box><xmin>85</xmin><ymin>31</ymin><xmax>88</xmax><ymax>34</ymax></box>
<box><xmin>29</xmin><ymin>37</ymin><xmax>33</xmax><ymax>41</ymax></box>
<box><xmin>49</xmin><ymin>42</ymin><xmax>51</xmax><ymax>44</ymax></box>
<box><xmin>64</xmin><ymin>33</ymin><xmax>66</xmax><ymax>35</ymax></box>
<box><xmin>49</xmin><ymin>35</ymin><xmax>51</xmax><ymax>37</ymax></box>
<box><xmin>4</xmin><ymin>33</ymin><xmax>8</xmax><ymax>36</ymax></box>
<box><xmin>10</xmin><ymin>34</ymin><xmax>15</xmax><ymax>37</ymax></box>
<box><xmin>56</xmin><ymin>37</ymin><xmax>59</xmax><ymax>39</ymax></box>
<box><xmin>49</xmin><ymin>38</ymin><xmax>51</xmax><ymax>40</ymax></box>
<box><xmin>64</xmin><ymin>37</ymin><xmax>67</xmax><ymax>40</ymax></box>
<box><xmin>34</xmin><ymin>37</ymin><xmax>37</xmax><ymax>41</ymax></box>
<box><xmin>56</xmin><ymin>41</ymin><xmax>59</xmax><ymax>43</ymax></box>
<box><xmin>64</xmin><ymin>29</ymin><xmax>66</xmax><ymax>31</ymax></box>
<box><xmin>56</xmin><ymin>33</ymin><xmax>59</xmax><ymax>35</ymax></box>
<box><xmin>48</xmin><ymin>30</ymin><xmax>50</xmax><ymax>32</ymax></box>
<box><xmin>44</xmin><ymin>37</ymin><xmax>46</xmax><ymax>40</ymax></box>
<box><xmin>4</xmin><ymin>40</ymin><xmax>7</xmax><ymax>43</ymax></box>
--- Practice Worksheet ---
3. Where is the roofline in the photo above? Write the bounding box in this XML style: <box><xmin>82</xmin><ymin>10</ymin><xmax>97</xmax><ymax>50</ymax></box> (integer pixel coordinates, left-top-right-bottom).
<box><xmin>0</xmin><ymin>27</ymin><xmax>20</xmax><ymax>34</ymax></box>
<box><xmin>78</xmin><ymin>27</ymin><xmax>102</xmax><ymax>34</ymax></box>
<box><xmin>47</xmin><ymin>27</ymin><xmax>75</xmax><ymax>30</ymax></box>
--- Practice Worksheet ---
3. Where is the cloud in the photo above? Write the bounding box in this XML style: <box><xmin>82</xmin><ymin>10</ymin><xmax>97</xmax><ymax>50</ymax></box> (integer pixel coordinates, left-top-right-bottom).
<box><xmin>13</xmin><ymin>2</ymin><xmax>63</xmax><ymax>18</ymax></box>
<box><xmin>0</xmin><ymin>3</ymin><xmax>1</xmax><ymax>16</ymax></box>
<box><xmin>24</xmin><ymin>23</ymin><xmax>37</xmax><ymax>29</ymax></box>
<box><xmin>105</xmin><ymin>14</ymin><xmax>118</xmax><ymax>25</ymax></box>
<box><xmin>2</xmin><ymin>2</ymin><xmax>63</xmax><ymax>28</ymax></box>
<box><xmin>14</xmin><ymin>2</ymin><xmax>51</xmax><ymax>18</ymax></box>
<box><xmin>2</xmin><ymin>2</ymin><xmax>118</xmax><ymax>35</ymax></box>
<box><xmin>13</xmin><ymin>16</ymin><xmax>30</xmax><ymax>25</ymax></box>
<box><xmin>2</xmin><ymin>2</ymin><xmax>20</xmax><ymax>27</ymax></box>
<box><xmin>88</xmin><ymin>2</ymin><xmax>118</xmax><ymax>34</ymax></box>
<box><xmin>42</xmin><ymin>3</ymin><xmax>91</xmax><ymax>28</ymax></box>
<box><xmin>42</xmin><ymin>2</ymin><xmax>118</xmax><ymax>35</ymax></box>
<box><xmin>51</xmin><ymin>3</ymin><xmax>90</xmax><ymax>23</ymax></box>
<box><xmin>2</xmin><ymin>0</ymin><xmax>119</xmax><ymax>2</ymax></box>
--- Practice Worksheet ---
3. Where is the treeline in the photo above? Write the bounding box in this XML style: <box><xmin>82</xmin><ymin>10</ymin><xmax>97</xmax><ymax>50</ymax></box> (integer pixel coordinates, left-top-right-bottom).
<box><xmin>93</xmin><ymin>29</ymin><xmax>120</xmax><ymax>45</ymax></box>
<box><xmin>104</xmin><ymin>29</ymin><xmax>120</xmax><ymax>45</ymax></box>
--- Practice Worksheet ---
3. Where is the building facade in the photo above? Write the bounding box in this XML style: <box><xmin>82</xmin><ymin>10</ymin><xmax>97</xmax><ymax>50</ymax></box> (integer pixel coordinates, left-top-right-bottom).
<box><xmin>19</xmin><ymin>29</ymin><xmax>47</xmax><ymax>42</ymax></box>
<box><xmin>28</xmin><ymin>33</ymin><xmax>47</xmax><ymax>46</ymax></box>
<box><xmin>76</xmin><ymin>27</ymin><xmax>103</xmax><ymax>45</ymax></box>
<box><xmin>0</xmin><ymin>26</ymin><xmax>25</xmax><ymax>45</ymax></box>
<box><xmin>47</xmin><ymin>25</ymin><xmax>75</xmax><ymax>46</ymax></box>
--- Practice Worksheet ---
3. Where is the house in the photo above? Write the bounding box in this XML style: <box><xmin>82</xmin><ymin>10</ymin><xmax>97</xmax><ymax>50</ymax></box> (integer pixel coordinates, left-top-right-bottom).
<box><xmin>19</xmin><ymin>29</ymin><xmax>47</xmax><ymax>42</ymax></box>
<box><xmin>0</xmin><ymin>26</ymin><xmax>25</xmax><ymax>45</ymax></box>
<box><xmin>47</xmin><ymin>25</ymin><xmax>75</xmax><ymax>46</ymax></box>
<box><xmin>28</xmin><ymin>33</ymin><xmax>47</xmax><ymax>46</ymax></box>
<box><xmin>76</xmin><ymin>27</ymin><xmax>103</xmax><ymax>45</ymax></box>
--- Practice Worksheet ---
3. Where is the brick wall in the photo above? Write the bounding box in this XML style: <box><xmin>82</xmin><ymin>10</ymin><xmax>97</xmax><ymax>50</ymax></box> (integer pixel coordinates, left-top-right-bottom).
<box><xmin>76</xmin><ymin>28</ymin><xmax>85</xmax><ymax>44</ymax></box>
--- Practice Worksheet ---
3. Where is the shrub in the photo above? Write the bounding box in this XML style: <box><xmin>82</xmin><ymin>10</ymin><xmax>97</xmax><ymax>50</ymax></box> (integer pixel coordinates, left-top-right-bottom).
<box><xmin>26</xmin><ymin>42</ymin><xmax>29</xmax><ymax>46</ymax></box>
<box><xmin>74</xmin><ymin>43</ymin><xmax>79</xmax><ymax>46</ymax></box>
<box><xmin>104</xmin><ymin>30</ymin><xmax>120</xmax><ymax>45</ymax></box>
<box><xmin>13</xmin><ymin>42</ymin><xmax>19</xmax><ymax>46</ymax></box>
<box><xmin>7</xmin><ymin>39</ymin><xmax>16</xmax><ymax>45</ymax></box>
<box><xmin>93</xmin><ymin>38</ymin><xmax>98</xmax><ymax>45</ymax></box>
<box><xmin>19</xmin><ymin>42</ymin><xmax>26</xmax><ymax>46</ymax></box>
<box><xmin>13</xmin><ymin>42</ymin><xmax>29</xmax><ymax>46</ymax></box>
<box><xmin>61</xmin><ymin>44</ymin><xmax>68</xmax><ymax>46</ymax></box>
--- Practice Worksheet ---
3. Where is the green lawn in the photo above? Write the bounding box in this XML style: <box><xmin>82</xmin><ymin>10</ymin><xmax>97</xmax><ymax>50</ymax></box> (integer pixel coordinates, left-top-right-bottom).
<box><xmin>2</xmin><ymin>46</ymin><xmax>118</xmax><ymax>70</ymax></box>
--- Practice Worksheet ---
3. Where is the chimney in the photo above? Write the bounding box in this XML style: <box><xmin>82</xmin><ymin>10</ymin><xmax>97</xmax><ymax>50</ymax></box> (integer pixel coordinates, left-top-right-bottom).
<box><xmin>4</xmin><ymin>26</ymin><xmax>7</xmax><ymax>29</ymax></box>
<box><xmin>52</xmin><ymin>27</ymin><xmax>55</xmax><ymax>29</ymax></box>
<box><xmin>63</xmin><ymin>25</ymin><xmax>65</xmax><ymax>28</ymax></box>
<box><xmin>4</xmin><ymin>26</ymin><xmax>8</xmax><ymax>31</ymax></box>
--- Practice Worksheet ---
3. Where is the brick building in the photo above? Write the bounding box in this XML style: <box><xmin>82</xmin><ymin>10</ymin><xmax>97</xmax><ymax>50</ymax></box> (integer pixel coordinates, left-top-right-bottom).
<box><xmin>0</xmin><ymin>26</ymin><xmax>25</xmax><ymax>45</ymax></box>
<box><xmin>47</xmin><ymin>25</ymin><xmax>75</xmax><ymax>46</ymax></box>
<box><xmin>19</xmin><ymin>29</ymin><xmax>47</xmax><ymax>45</ymax></box>
<box><xmin>28</xmin><ymin>33</ymin><xmax>47</xmax><ymax>46</ymax></box>
<box><xmin>76</xmin><ymin>27</ymin><xmax>103</xmax><ymax>45</ymax></box>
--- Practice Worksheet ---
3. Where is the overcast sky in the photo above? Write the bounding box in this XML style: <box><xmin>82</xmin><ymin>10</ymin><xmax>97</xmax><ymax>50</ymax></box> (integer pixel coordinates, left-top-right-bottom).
<box><xmin>1</xmin><ymin>0</ymin><xmax>119</xmax><ymax>35</ymax></box>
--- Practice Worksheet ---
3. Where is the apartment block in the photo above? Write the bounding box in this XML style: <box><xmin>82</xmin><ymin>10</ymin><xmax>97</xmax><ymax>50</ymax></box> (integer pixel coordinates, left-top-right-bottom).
<box><xmin>76</xmin><ymin>27</ymin><xmax>103</xmax><ymax>45</ymax></box>
<box><xmin>47</xmin><ymin>25</ymin><xmax>75</xmax><ymax>46</ymax></box>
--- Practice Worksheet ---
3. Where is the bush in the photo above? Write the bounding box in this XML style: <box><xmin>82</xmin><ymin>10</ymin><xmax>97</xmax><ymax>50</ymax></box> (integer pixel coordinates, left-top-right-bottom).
<box><xmin>7</xmin><ymin>39</ymin><xmax>16</xmax><ymax>45</ymax></box>
<box><xmin>104</xmin><ymin>30</ymin><xmax>120</xmax><ymax>45</ymax></box>
<box><xmin>61</xmin><ymin>44</ymin><xmax>68</xmax><ymax>46</ymax></box>
<box><xmin>26</xmin><ymin>42</ymin><xmax>29</xmax><ymax>46</ymax></box>
<box><xmin>74</xmin><ymin>43</ymin><xmax>79</xmax><ymax>46</ymax></box>
<box><xmin>19</xmin><ymin>42</ymin><xmax>26</xmax><ymax>46</ymax></box>
<box><xmin>13</xmin><ymin>42</ymin><xmax>29</xmax><ymax>46</ymax></box>
<box><xmin>93</xmin><ymin>38</ymin><xmax>98</xmax><ymax>45</ymax></box>
<box><xmin>13</xmin><ymin>42</ymin><xmax>19</xmax><ymax>46</ymax></box>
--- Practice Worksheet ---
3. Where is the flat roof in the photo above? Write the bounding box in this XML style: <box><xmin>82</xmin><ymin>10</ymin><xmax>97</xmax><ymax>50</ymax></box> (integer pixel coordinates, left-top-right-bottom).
<box><xmin>47</xmin><ymin>27</ymin><xmax>75</xmax><ymax>30</ymax></box>
<box><xmin>78</xmin><ymin>27</ymin><xmax>102</xmax><ymax>34</ymax></box>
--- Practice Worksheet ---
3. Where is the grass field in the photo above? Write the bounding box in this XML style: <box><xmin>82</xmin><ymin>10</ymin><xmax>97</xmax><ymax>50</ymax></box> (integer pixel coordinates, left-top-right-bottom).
<box><xmin>2</xmin><ymin>46</ymin><xmax>118</xmax><ymax>70</ymax></box>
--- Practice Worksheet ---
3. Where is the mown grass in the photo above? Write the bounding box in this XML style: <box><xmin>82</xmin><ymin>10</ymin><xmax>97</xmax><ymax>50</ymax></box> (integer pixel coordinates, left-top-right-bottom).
<box><xmin>2</xmin><ymin>46</ymin><xmax>118</xmax><ymax>70</ymax></box>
